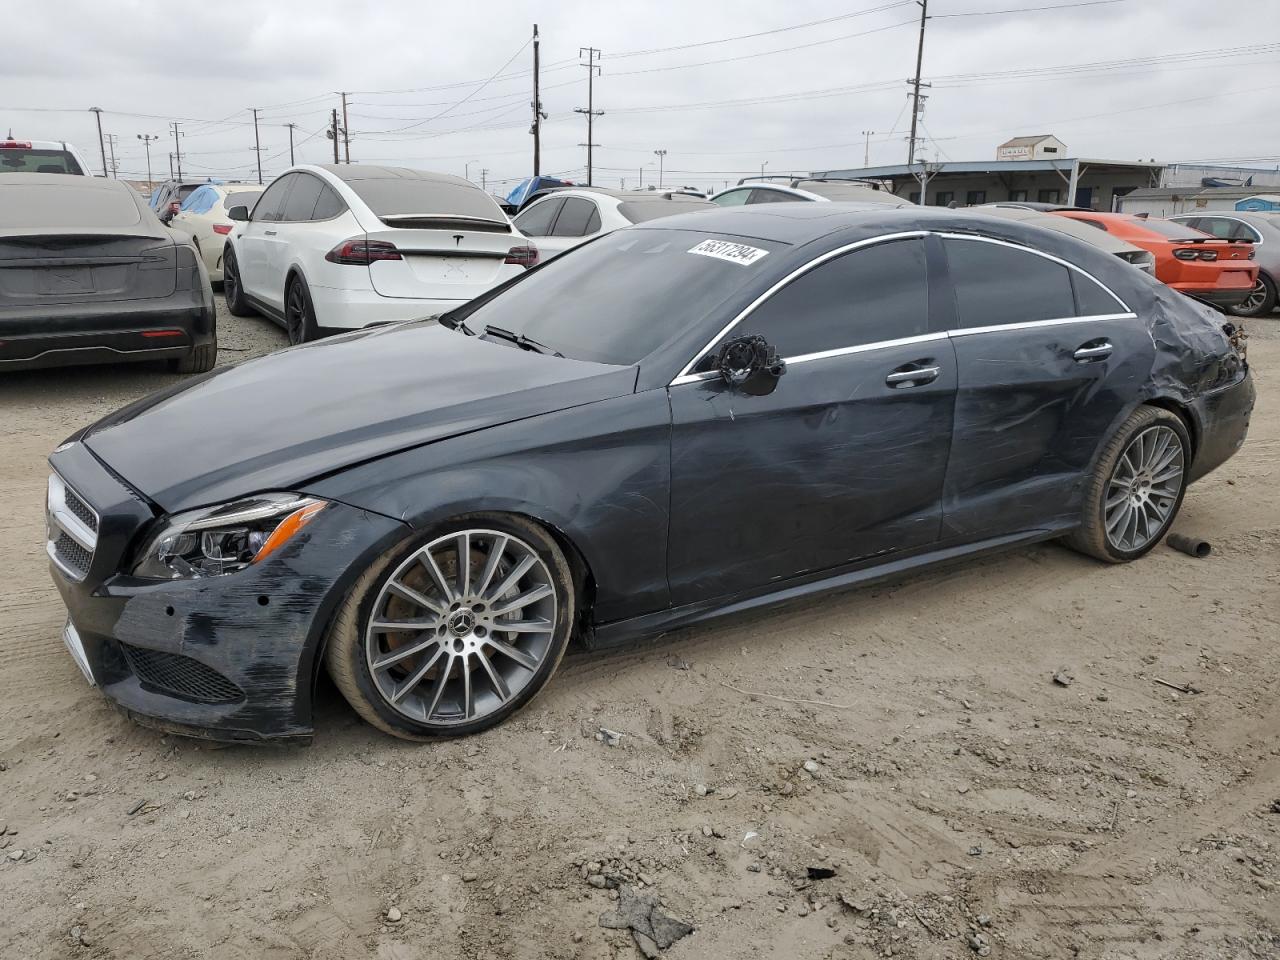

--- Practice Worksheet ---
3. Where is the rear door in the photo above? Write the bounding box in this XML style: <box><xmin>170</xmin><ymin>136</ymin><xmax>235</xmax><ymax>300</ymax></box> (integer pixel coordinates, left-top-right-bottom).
<box><xmin>236</xmin><ymin>175</ymin><xmax>294</xmax><ymax>302</ymax></box>
<box><xmin>512</xmin><ymin>197</ymin><xmax>564</xmax><ymax>250</ymax></box>
<box><xmin>351</xmin><ymin>177</ymin><xmax>523</xmax><ymax>302</ymax></box>
<box><xmin>935</xmin><ymin>234</ymin><xmax>1154</xmax><ymax>540</ymax></box>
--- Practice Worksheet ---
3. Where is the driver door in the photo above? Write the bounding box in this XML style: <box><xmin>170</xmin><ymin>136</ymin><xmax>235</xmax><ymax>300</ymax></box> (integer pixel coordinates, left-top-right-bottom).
<box><xmin>236</xmin><ymin>174</ymin><xmax>294</xmax><ymax>302</ymax></box>
<box><xmin>666</xmin><ymin>236</ymin><xmax>957</xmax><ymax>605</ymax></box>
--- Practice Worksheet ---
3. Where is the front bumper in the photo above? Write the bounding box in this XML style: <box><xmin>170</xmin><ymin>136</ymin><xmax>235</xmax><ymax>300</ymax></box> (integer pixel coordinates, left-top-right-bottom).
<box><xmin>46</xmin><ymin>441</ymin><xmax>406</xmax><ymax>742</ymax></box>
<box><xmin>1188</xmin><ymin>369</ymin><xmax>1255</xmax><ymax>483</ymax></box>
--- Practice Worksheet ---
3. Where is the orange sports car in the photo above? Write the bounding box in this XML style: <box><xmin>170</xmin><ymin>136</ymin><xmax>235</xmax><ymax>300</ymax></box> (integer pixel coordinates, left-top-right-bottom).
<box><xmin>1053</xmin><ymin>211</ymin><xmax>1258</xmax><ymax>309</ymax></box>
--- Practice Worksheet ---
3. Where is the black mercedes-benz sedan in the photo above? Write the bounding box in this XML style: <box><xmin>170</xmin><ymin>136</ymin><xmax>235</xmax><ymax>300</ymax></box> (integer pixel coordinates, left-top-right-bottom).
<box><xmin>1</xmin><ymin>174</ymin><xmax>216</xmax><ymax>373</ymax></box>
<box><xmin>45</xmin><ymin>204</ymin><xmax>1253</xmax><ymax>742</ymax></box>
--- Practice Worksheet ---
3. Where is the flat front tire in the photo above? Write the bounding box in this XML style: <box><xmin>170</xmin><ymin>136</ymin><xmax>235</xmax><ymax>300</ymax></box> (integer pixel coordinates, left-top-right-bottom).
<box><xmin>1065</xmin><ymin>405</ymin><xmax>1191</xmax><ymax>563</ymax></box>
<box><xmin>325</xmin><ymin>515</ymin><xmax>575</xmax><ymax>740</ymax></box>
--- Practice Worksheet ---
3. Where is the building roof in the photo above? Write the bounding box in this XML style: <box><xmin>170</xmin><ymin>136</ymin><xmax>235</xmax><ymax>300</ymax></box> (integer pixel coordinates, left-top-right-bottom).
<box><xmin>999</xmin><ymin>135</ymin><xmax>1058</xmax><ymax>148</ymax></box>
<box><xmin>814</xmin><ymin>158</ymin><xmax>1163</xmax><ymax>180</ymax></box>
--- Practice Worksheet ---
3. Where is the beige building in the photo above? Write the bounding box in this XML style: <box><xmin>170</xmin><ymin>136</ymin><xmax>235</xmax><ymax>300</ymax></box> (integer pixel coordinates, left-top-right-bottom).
<box><xmin>996</xmin><ymin>135</ymin><xmax>1067</xmax><ymax>162</ymax></box>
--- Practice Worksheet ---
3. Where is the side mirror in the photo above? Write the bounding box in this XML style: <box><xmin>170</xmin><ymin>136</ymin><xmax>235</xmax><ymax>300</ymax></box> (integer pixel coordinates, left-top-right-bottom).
<box><xmin>715</xmin><ymin>335</ymin><xmax>786</xmax><ymax>396</ymax></box>
<box><xmin>227</xmin><ymin>205</ymin><xmax>250</xmax><ymax>222</ymax></box>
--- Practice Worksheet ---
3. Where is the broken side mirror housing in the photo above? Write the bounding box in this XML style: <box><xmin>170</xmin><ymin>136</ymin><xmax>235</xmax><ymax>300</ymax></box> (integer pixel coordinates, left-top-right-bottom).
<box><xmin>227</xmin><ymin>205</ymin><xmax>250</xmax><ymax>222</ymax></box>
<box><xmin>715</xmin><ymin>335</ymin><xmax>786</xmax><ymax>396</ymax></box>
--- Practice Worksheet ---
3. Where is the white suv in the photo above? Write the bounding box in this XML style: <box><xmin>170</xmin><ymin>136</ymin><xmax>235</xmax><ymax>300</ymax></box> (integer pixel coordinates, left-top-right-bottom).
<box><xmin>222</xmin><ymin>164</ymin><xmax>536</xmax><ymax>343</ymax></box>
<box><xmin>0</xmin><ymin>137</ymin><xmax>94</xmax><ymax>175</ymax></box>
<box><xmin>710</xmin><ymin>177</ymin><xmax>912</xmax><ymax>207</ymax></box>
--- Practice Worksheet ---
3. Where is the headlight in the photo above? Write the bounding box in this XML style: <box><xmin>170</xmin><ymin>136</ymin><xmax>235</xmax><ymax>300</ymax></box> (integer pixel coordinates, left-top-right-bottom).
<box><xmin>132</xmin><ymin>493</ymin><xmax>327</xmax><ymax>580</ymax></box>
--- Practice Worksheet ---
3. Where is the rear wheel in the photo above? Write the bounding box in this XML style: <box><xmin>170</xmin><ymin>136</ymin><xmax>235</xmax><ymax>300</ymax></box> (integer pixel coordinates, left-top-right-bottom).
<box><xmin>284</xmin><ymin>275</ymin><xmax>319</xmax><ymax>344</ymax></box>
<box><xmin>222</xmin><ymin>247</ymin><xmax>254</xmax><ymax>317</ymax></box>
<box><xmin>1065</xmin><ymin>405</ymin><xmax>1190</xmax><ymax>563</ymax></box>
<box><xmin>171</xmin><ymin>341</ymin><xmax>217</xmax><ymax>374</ymax></box>
<box><xmin>1229</xmin><ymin>272</ymin><xmax>1277</xmax><ymax>318</ymax></box>
<box><xmin>325</xmin><ymin>515</ymin><xmax>575</xmax><ymax>740</ymax></box>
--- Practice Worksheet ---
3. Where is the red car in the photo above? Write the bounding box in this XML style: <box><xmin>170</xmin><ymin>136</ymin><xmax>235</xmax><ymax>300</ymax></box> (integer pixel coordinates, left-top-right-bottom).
<box><xmin>1054</xmin><ymin>211</ymin><xmax>1258</xmax><ymax>309</ymax></box>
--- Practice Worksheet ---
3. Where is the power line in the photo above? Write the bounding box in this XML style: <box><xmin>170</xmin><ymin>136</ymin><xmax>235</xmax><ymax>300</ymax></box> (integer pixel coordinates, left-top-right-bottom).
<box><xmin>935</xmin><ymin>0</ymin><xmax>1130</xmax><ymax>16</ymax></box>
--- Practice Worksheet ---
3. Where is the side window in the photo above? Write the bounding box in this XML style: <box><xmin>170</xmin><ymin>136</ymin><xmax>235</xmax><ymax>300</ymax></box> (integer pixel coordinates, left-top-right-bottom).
<box><xmin>746</xmin><ymin>189</ymin><xmax>793</xmax><ymax>204</ymax></box>
<box><xmin>943</xmin><ymin>238</ymin><xmax>1076</xmax><ymax>328</ymax></box>
<box><xmin>1071</xmin><ymin>271</ymin><xmax>1125</xmax><ymax>316</ymax></box>
<box><xmin>252</xmin><ymin>175</ymin><xmax>294</xmax><ymax>222</ymax></box>
<box><xmin>551</xmin><ymin>198</ymin><xmax>597</xmax><ymax>237</ymax></box>
<box><xmin>312</xmin><ymin>184</ymin><xmax>346</xmax><ymax>220</ymax></box>
<box><xmin>935</xmin><ymin>191</ymin><xmax>955</xmax><ymax>207</ymax></box>
<box><xmin>513</xmin><ymin>198</ymin><xmax>563</xmax><ymax>237</ymax></box>
<box><xmin>730</xmin><ymin>237</ymin><xmax>930</xmax><ymax>360</ymax></box>
<box><xmin>1236</xmin><ymin>222</ymin><xmax>1262</xmax><ymax>243</ymax></box>
<box><xmin>1197</xmin><ymin>218</ymin><xmax>1235</xmax><ymax>239</ymax></box>
<box><xmin>280</xmin><ymin>174</ymin><xmax>324</xmax><ymax>222</ymax></box>
<box><xmin>711</xmin><ymin>189</ymin><xmax>750</xmax><ymax>207</ymax></box>
<box><xmin>584</xmin><ymin>206</ymin><xmax>602</xmax><ymax>234</ymax></box>
<box><xmin>1174</xmin><ymin>217</ymin><xmax>1201</xmax><ymax>232</ymax></box>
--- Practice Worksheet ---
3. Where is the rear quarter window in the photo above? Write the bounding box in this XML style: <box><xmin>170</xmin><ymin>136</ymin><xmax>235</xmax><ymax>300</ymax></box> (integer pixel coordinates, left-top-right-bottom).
<box><xmin>943</xmin><ymin>238</ymin><xmax>1076</xmax><ymax>328</ymax></box>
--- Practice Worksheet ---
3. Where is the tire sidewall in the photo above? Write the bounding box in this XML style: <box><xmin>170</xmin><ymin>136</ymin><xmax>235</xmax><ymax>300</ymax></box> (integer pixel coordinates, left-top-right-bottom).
<box><xmin>336</xmin><ymin>515</ymin><xmax>574</xmax><ymax>740</ymax></box>
<box><xmin>1093</xmin><ymin>408</ymin><xmax>1191</xmax><ymax>562</ymax></box>
<box><xmin>223</xmin><ymin>246</ymin><xmax>250</xmax><ymax>315</ymax></box>
<box><xmin>287</xmin><ymin>275</ymin><xmax>319</xmax><ymax>344</ymax></box>
<box><xmin>1229</xmin><ymin>272</ymin><xmax>1277</xmax><ymax>318</ymax></box>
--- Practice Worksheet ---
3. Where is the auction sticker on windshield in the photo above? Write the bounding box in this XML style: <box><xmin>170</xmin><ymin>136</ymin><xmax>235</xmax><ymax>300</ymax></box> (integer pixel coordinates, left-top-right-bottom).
<box><xmin>687</xmin><ymin>239</ymin><xmax>769</xmax><ymax>266</ymax></box>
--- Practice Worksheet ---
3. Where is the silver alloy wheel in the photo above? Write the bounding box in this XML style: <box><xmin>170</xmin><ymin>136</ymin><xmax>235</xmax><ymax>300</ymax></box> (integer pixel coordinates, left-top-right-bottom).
<box><xmin>1104</xmin><ymin>424</ymin><xmax>1185</xmax><ymax>552</ymax></box>
<box><xmin>365</xmin><ymin>529</ymin><xmax>558</xmax><ymax>726</ymax></box>
<box><xmin>1239</xmin><ymin>277</ymin><xmax>1268</xmax><ymax>314</ymax></box>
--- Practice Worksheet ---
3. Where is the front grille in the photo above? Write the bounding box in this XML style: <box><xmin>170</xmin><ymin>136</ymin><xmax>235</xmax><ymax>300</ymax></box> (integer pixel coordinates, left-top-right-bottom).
<box><xmin>120</xmin><ymin>644</ymin><xmax>244</xmax><ymax>704</ymax></box>
<box><xmin>64</xmin><ymin>487</ymin><xmax>98</xmax><ymax>532</ymax></box>
<box><xmin>53</xmin><ymin>532</ymin><xmax>92</xmax><ymax>577</ymax></box>
<box><xmin>46</xmin><ymin>473</ymin><xmax>98</xmax><ymax>582</ymax></box>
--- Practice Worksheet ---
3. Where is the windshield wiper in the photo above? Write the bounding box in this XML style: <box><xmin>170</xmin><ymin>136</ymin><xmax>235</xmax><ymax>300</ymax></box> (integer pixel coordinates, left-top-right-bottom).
<box><xmin>483</xmin><ymin>324</ymin><xmax>563</xmax><ymax>357</ymax></box>
<box><xmin>438</xmin><ymin>314</ymin><xmax>475</xmax><ymax>335</ymax></box>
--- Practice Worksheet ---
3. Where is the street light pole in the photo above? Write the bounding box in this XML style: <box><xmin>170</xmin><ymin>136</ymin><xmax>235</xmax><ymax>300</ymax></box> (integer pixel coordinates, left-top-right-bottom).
<box><xmin>136</xmin><ymin>134</ymin><xmax>158</xmax><ymax>189</ymax></box>
<box><xmin>761</xmin><ymin>160</ymin><xmax>768</xmax><ymax>178</ymax></box>
<box><xmin>861</xmin><ymin>130</ymin><xmax>875</xmax><ymax>167</ymax></box>
<box><xmin>653</xmin><ymin>149</ymin><xmax>666</xmax><ymax>188</ymax></box>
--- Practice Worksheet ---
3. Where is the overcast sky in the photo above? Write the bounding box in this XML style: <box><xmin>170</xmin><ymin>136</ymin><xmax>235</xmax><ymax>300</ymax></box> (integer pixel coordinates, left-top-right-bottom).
<box><xmin>4</xmin><ymin>0</ymin><xmax>1279</xmax><ymax>195</ymax></box>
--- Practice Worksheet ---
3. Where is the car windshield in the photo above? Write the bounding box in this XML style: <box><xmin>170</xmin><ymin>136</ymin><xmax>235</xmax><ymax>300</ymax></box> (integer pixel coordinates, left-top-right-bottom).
<box><xmin>456</xmin><ymin>228</ymin><xmax>785</xmax><ymax>366</ymax></box>
<box><xmin>223</xmin><ymin>190</ymin><xmax>261</xmax><ymax>210</ymax></box>
<box><xmin>1132</xmin><ymin>217</ymin><xmax>1210</xmax><ymax>239</ymax></box>
<box><xmin>0</xmin><ymin>148</ymin><xmax>83</xmax><ymax>174</ymax></box>
<box><xmin>0</xmin><ymin>183</ymin><xmax>140</xmax><ymax>228</ymax></box>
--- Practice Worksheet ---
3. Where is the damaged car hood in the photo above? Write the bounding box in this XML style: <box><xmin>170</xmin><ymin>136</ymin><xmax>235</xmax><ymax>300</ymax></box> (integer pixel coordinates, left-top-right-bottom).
<box><xmin>80</xmin><ymin>320</ymin><xmax>635</xmax><ymax>512</ymax></box>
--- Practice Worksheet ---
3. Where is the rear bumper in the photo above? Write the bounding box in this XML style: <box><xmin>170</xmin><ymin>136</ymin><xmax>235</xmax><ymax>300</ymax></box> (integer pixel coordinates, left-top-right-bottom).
<box><xmin>308</xmin><ymin>283</ymin><xmax>468</xmax><ymax>330</ymax></box>
<box><xmin>1188</xmin><ymin>369</ymin><xmax>1255</xmax><ymax>483</ymax></box>
<box><xmin>1178</xmin><ymin>287</ymin><xmax>1254</xmax><ymax>309</ymax></box>
<box><xmin>45</xmin><ymin>441</ymin><xmax>406</xmax><ymax>742</ymax></box>
<box><xmin>0</xmin><ymin>300</ymin><xmax>215</xmax><ymax>371</ymax></box>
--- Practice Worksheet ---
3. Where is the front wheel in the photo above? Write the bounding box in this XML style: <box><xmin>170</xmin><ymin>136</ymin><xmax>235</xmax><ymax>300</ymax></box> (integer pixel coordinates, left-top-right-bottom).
<box><xmin>325</xmin><ymin>515</ymin><xmax>575</xmax><ymax>740</ymax></box>
<box><xmin>222</xmin><ymin>247</ymin><xmax>254</xmax><ymax>317</ymax></box>
<box><xmin>1065</xmin><ymin>405</ymin><xmax>1191</xmax><ymax>563</ymax></box>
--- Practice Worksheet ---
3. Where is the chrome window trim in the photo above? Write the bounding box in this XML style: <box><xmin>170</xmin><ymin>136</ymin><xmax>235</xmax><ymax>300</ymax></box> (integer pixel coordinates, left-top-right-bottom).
<box><xmin>1169</xmin><ymin>214</ymin><xmax>1263</xmax><ymax>246</ymax></box>
<box><xmin>671</xmin><ymin>230</ymin><xmax>930</xmax><ymax>383</ymax></box>
<box><xmin>934</xmin><ymin>231</ymin><xmax>1133</xmax><ymax>315</ymax></box>
<box><xmin>950</xmin><ymin>312</ymin><xmax>1137</xmax><ymax>338</ymax></box>
<box><xmin>668</xmin><ymin>229</ymin><xmax>1136</xmax><ymax>388</ymax></box>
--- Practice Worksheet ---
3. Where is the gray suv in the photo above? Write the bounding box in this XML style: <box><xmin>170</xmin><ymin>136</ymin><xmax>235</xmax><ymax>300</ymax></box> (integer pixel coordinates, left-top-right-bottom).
<box><xmin>1169</xmin><ymin>211</ymin><xmax>1279</xmax><ymax>317</ymax></box>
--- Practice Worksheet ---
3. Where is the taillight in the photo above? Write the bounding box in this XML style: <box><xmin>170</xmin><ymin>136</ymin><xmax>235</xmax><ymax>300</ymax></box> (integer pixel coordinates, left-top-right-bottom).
<box><xmin>0</xmin><ymin>140</ymin><xmax>32</xmax><ymax>149</ymax></box>
<box><xmin>212</xmin><ymin>224</ymin><xmax>232</xmax><ymax>235</ymax></box>
<box><xmin>1173</xmin><ymin>248</ymin><xmax>1198</xmax><ymax>261</ymax></box>
<box><xmin>1247</xmin><ymin>249</ymin><xmax>1256</xmax><ymax>260</ymax></box>
<box><xmin>1198</xmin><ymin>250</ymin><xmax>1218</xmax><ymax>261</ymax></box>
<box><xmin>325</xmin><ymin>238</ymin><xmax>403</xmax><ymax>265</ymax></box>
<box><xmin>504</xmin><ymin>244</ymin><xmax>539</xmax><ymax>269</ymax></box>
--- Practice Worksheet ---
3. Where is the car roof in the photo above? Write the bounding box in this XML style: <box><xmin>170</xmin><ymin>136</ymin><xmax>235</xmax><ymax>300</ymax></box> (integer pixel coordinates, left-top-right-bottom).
<box><xmin>2</xmin><ymin>172</ymin><xmax>126</xmax><ymax>192</ymax></box>
<box><xmin>307</xmin><ymin>163</ymin><xmax>471</xmax><ymax>187</ymax></box>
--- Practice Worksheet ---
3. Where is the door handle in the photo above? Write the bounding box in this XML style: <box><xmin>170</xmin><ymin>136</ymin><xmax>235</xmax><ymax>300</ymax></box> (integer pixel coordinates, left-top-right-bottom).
<box><xmin>1073</xmin><ymin>341</ymin><xmax>1112</xmax><ymax>362</ymax></box>
<box><xmin>263</xmin><ymin>230</ymin><xmax>277</xmax><ymax>236</ymax></box>
<box><xmin>885</xmin><ymin>364</ymin><xmax>941</xmax><ymax>387</ymax></box>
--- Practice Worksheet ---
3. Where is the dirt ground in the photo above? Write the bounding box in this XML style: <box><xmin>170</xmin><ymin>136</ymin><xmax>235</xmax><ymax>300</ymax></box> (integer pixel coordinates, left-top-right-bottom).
<box><xmin>0</xmin><ymin>302</ymin><xmax>1277</xmax><ymax>960</ymax></box>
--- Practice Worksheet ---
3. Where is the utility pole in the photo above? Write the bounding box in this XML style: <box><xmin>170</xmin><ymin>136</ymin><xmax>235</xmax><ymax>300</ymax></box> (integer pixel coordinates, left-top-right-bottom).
<box><xmin>761</xmin><ymin>160</ymin><xmax>768</xmax><ymax>178</ymax></box>
<box><xmin>619</xmin><ymin>177</ymin><xmax>626</xmax><ymax>190</ymax></box>
<box><xmin>531</xmin><ymin>24</ymin><xmax>545</xmax><ymax>176</ymax></box>
<box><xmin>653</xmin><ymin>149</ymin><xmax>666</xmax><ymax>188</ymax></box>
<box><xmin>284</xmin><ymin>123</ymin><xmax>297</xmax><ymax>165</ymax></box>
<box><xmin>340</xmin><ymin>92</ymin><xmax>351</xmax><ymax>162</ymax></box>
<box><xmin>169</xmin><ymin>121</ymin><xmax>183</xmax><ymax>179</ymax></box>
<box><xmin>168</xmin><ymin>152</ymin><xmax>174</xmax><ymax>179</ymax></box>
<box><xmin>89</xmin><ymin>107</ymin><xmax>107</xmax><ymax>177</ymax></box>
<box><xmin>251</xmin><ymin>108</ymin><xmax>263</xmax><ymax>184</ymax></box>
<box><xmin>906</xmin><ymin>0</ymin><xmax>930</xmax><ymax>166</ymax></box>
<box><xmin>137</xmin><ymin>133</ymin><xmax>158</xmax><ymax>189</ymax></box>
<box><xmin>574</xmin><ymin>47</ymin><xmax>603</xmax><ymax>185</ymax></box>
<box><xmin>105</xmin><ymin>133</ymin><xmax>119</xmax><ymax>178</ymax></box>
<box><xmin>861</xmin><ymin>130</ymin><xmax>875</xmax><ymax>167</ymax></box>
<box><xmin>481</xmin><ymin>168</ymin><xmax>489</xmax><ymax>192</ymax></box>
<box><xmin>329</xmin><ymin>109</ymin><xmax>340</xmax><ymax>163</ymax></box>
